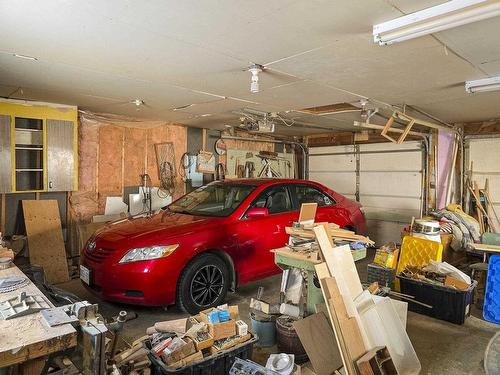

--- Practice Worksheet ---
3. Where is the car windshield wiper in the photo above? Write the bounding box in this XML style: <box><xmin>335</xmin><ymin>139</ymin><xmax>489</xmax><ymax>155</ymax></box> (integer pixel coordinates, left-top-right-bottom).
<box><xmin>168</xmin><ymin>208</ymin><xmax>193</xmax><ymax>215</ymax></box>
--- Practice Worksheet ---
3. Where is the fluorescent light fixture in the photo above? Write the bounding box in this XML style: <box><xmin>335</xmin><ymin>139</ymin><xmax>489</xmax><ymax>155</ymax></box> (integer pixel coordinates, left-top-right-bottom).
<box><xmin>13</xmin><ymin>53</ymin><xmax>38</xmax><ymax>61</ymax></box>
<box><xmin>374</xmin><ymin>0</ymin><xmax>500</xmax><ymax>45</ymax></box>
<box><xmin>465</xmin><ymin>76</ymin><xmax>500</xmax><ymax>93</ymax></box>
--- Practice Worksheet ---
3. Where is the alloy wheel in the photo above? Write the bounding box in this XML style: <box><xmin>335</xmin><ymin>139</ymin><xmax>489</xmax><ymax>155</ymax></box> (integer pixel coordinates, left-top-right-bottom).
<box><xmin>190</xmin><ymin>265</ymin><xmax>224</xmax><ymax>307</ymax></box>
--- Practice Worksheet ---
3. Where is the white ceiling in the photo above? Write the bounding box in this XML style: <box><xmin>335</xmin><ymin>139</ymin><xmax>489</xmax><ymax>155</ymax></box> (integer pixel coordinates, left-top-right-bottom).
<box><xmin>0</xmin><ymin>0</ymin><xmax>499</xmax><ymax>135</ymax></box>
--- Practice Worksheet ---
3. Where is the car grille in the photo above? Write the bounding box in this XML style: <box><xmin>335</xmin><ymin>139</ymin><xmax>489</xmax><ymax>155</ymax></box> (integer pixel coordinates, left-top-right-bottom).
<box><xmin>84</xmin><ymin>247</ymin><xmax>115</xmax><ymax>264</ymax></box>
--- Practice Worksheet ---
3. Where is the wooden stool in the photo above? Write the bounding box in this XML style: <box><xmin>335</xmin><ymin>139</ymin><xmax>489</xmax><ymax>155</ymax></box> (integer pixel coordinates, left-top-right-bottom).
<box><xmin>469</xmin><ymin>262</ymin><xmax>488</xmax><ymax>308</ymax></box>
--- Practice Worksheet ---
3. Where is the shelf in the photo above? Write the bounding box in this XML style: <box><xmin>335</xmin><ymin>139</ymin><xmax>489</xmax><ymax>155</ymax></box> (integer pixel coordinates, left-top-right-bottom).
<box><xmin>15</xmin><ymin>147</ymin><xmax>43</xmax><ymax>150</ymax></box>
<box><xmin>15</xmin><ymin>128</ymin><xmax>43</xmax><ymax>132</ymax></box>
<box><xmin>15</xmin><ymin>169</ymin><xmax>43</xmax><ymax>172</ymax></box>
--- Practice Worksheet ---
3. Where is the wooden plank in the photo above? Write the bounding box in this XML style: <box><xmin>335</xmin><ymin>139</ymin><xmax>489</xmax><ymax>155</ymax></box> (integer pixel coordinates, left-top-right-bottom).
<box><xmin>1</xmin><ymin>193</ymin><xmax>5</xmax><ymax>234</ymax></box>
<box><xmin>322</xmin><ymin>277</ymin><xmax>366</xmax><ymax>370</ymax></box>
<box><xmin>314</xmin><ymin>263</ymin><xmax>352</xmax><ymax>374</ymax></box>
<box><xmin>293</xmin><ymin>312</ymin><xmax>342</xmax><ymax>375</ymax></box>
<box><xmin>22</xmin><ymin>200</ymin><xmax>69</xmax><ymax>283</ymax></box>
<box><xmin>20</xmin><ymin>358</ymin><xmax>46</xmax><ymax>375</ymax></box>
<box><xmin>0</xmin><ymin>266</ymin><xmax>77</xmax><ymax>367</ymax></box>
<box><xmin>470</xmin><ymin>243</ymin><xmax>500</xmax><ymax>253</ymax></box>
<box><xmin>313</xmin><ymin>226</ymin><xmax>363</xmax><ymax>298</ymax></box>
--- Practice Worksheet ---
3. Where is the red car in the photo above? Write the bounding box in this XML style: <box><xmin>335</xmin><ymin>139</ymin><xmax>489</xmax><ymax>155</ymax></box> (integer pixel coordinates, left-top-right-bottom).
<box><xmin>80</xmin><ymin>179</ymin><xmax>366</xmax><ymax>313</ymax></box>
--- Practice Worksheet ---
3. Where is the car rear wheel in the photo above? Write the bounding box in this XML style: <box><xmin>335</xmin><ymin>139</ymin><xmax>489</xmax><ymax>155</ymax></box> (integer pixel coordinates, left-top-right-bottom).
<box><xmin>176</xmin><ymin>253</ymin><xmax>229</xmax><ymax>314</ymax></box>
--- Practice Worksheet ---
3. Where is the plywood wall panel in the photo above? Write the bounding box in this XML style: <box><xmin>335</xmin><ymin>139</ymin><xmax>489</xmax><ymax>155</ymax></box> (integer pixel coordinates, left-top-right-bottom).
<box><xmin>98</xmin><ymin>126</ymin><xmax>124</xmax><ymax>194</ymax></box>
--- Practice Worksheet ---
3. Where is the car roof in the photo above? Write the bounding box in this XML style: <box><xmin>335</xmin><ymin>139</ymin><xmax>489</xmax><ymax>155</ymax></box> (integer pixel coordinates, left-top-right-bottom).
<box><xmin>212</xmin><ymin>178</ymin><xmax>314</xmax><ymax>187</ymax></box>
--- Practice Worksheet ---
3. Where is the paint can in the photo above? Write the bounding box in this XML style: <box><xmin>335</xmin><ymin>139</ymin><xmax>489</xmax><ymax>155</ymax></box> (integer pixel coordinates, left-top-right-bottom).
<box><xmin>412</xmin><ymin>219</ymin><xmax>441</xmax><ymax>243</ymax></box>
<box><xmin>276</xmin><ymin>315</ymin><xmax>308</xmax><ymax>364</ymax></box>
<box><xmin>250</xmin><ymin>312</ymin><xmax>276</xmax><ymax>347</ymax></box>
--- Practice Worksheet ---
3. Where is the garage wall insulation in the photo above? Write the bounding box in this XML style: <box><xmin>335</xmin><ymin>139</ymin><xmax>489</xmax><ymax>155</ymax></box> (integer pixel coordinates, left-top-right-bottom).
<box><xmin>70</xmin><ymin>111</ymin><xmax>187</xmax><ymax>224</ymax></box>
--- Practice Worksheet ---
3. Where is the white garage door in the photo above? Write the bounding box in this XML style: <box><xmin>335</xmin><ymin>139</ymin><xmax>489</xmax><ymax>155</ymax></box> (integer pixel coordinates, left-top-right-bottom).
<box><xmin>309</xmin><ymin>141</ymin><xmax>425</xmax><ymax>245</ymax></box>
<box><xmin>466</xmin><ymin>137</ymin><xmax>500</xmax><ymax>230</ymax></box>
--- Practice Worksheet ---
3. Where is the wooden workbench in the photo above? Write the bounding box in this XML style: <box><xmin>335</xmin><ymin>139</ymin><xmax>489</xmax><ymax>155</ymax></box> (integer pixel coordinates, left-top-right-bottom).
<box><xmin>0</xmin><ymin>265</ymin><xmax>77</xmax><ymax>369</ymax></box>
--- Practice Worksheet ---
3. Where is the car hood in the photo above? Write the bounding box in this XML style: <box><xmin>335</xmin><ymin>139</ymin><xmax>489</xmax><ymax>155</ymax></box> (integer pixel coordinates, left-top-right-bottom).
<box><xmin>94</xmin><ymin>210</ymin><xmax>220</xmax><ymax>243</ymax></box>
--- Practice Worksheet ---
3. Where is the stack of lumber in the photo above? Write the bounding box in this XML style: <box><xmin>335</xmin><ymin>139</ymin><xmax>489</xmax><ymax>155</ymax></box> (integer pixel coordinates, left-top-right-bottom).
<box><xmin>285</xmin><ymin>222</ymin><xmax>375</xmax><ymax>246</ymax></box>
<box><xmin>307</xmin><ymin>225</ymin><xmax>420</xmax><ymax>375</ymax></box>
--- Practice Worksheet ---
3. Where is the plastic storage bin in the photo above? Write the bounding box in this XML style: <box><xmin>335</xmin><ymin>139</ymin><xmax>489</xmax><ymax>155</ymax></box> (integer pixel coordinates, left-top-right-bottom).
<box><xmin>148</xmin><ymin>335</ymin><xmax>258</xmax><ymax>375</ymax></box>
<box><xmin>484</xmin><ymin>255</ymin><xmax>500</xmax><ymax>324</ymax></box>
<box><xmin>367</xmin><ymin>263</ymin><xmax>396</xmax><ymax>289</ymax></box>
<box><xmin>398</xmin><ymin>276</ymin><xmax>476</xmax><ymax>325</ymax></box>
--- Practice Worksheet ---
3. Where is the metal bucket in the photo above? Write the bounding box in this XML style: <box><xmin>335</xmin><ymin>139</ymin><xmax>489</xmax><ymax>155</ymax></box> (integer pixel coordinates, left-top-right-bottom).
<box><xmin>250</xmin><ymin>312</ymin><xmax>276</xmax><ymax>347</ymax></box>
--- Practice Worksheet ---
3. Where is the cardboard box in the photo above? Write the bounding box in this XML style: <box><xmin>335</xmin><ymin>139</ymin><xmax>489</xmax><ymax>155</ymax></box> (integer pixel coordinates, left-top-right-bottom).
<box><xmin>193</xmin><ymin>332</ymin><xmax>214</xmax><ymax>351</ymax></box>
<box><xmin>161</xmin><ymin>338</ymin><xmax>196</xmax><ymax>365</ymax></box>
<box><xmin>208</xmin><ymin>320</ymin><xmax>236</xmax><ymax>340</ymax></box>
<box><xmin>444</xmin><ymin>275</ymin><xmax>470</xmax><ymax>291</ymax></box>
<box><xmin>169</xmin><ymin>350</ymin><xmax>203</xmax><ymax>368</ymax></box>
<box><xmin>229</xmin><ymin>305</ymin><xmax>239</xmax><ymax>320</ymax></box>
<box><xmin>199</xmin><ymin>308</ymin><xmax>220</xmax><ymax>324</ymax></box>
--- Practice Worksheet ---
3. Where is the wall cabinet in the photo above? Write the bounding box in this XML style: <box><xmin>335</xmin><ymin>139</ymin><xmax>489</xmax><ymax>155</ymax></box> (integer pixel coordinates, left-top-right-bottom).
<box><xmin>0</xmin><ymin>99</ymin><xmax>78</xmax><ymax>193</ymax></box>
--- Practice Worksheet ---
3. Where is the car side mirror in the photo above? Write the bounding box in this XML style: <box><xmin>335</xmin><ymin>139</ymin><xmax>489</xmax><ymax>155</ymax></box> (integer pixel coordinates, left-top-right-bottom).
<box><xmin>246</xmin><ymin>207</ymin><xmax>269</xmax><ymax>219</ymax></box>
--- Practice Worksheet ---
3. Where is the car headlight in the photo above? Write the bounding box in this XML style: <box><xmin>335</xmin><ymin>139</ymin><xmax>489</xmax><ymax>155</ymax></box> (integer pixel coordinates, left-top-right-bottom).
<box><xmin>119</xmin><ymin>244</ymin><xmax>179</xmax><ymax>264</ymax></box>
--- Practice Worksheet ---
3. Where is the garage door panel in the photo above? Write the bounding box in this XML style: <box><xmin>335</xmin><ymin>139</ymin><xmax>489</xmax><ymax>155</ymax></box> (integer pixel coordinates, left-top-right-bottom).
<box><xmin>360</xmin><ymin>151</ymin><xmax>421</xmax><ymax>171</ymax></box>
<box><xmin>309</xmin><ymin>145</ymin><xmax>354</xmax><ymax>155</ymax></box>
<box><xmin>309</xmin><ymin>141</ymin><xmax>424</xmax><ymax>245</ymax></box>
<box><xmin>360</xmin><ymin>196</ymin><xmax>421</xmax><ymax>211</ymax></box>
<box><xmin>469</xmin><ymin>174</ymin><xmax>500</xmax><ymax>201</ymax></box>
<box><xmin>467</xmin><ymin>137</ymin><xmax>500</xmax><ymax>231</ymax></box>
<box><xmin>359</xmin><ymin>141</ymin><xmax>421</xmax><ymax>152</ymax></box>
<box><xmin>309</xmin><ymin>154</ymin><xmax>355</xmax><ymax>172</ymax></box>
<box><xmin>469</xmin><ymin>139</ymin><xmax>500</xmax><ymax>171</ymax></box>
<box><xmin>309</xmin><ymin>171</ymin><xmax>356</xmax><ymax>196</ymax></box>
<box><xmin>359</xmin><ymin>172</ymin><xmax>421</xmax><ymax>197</ymax></box>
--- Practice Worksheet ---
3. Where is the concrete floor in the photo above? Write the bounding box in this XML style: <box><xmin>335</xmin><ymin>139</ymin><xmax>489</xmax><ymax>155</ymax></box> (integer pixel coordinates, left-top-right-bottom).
<box><xmin>59</xmin><ymin>252</ymin><xmax>499</xmax><ymax>375</ymax></box>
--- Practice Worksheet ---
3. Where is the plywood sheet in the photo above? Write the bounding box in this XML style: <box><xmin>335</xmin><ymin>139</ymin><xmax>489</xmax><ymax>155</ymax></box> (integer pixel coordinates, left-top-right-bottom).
<box><xmin>98</xmin><ymin>126</ymin><xmax>124</xmax><ymax>194</ymax></box>
<box><xmin>293</xmin><ymin>312</ymin><xmax>342</xmax><ymax>375</ymax></box>
<box><xmin>22</xmin><ymin>200</ymin><xmax>69</xmax><ymax>284</ymax></box>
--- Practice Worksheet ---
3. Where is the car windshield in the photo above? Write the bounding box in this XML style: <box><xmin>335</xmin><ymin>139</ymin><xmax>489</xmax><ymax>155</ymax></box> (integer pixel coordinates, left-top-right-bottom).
<box><xmin>167</xmin><ymin>183</ymin><xmax>256</xmax><ymax>217</ymax></box>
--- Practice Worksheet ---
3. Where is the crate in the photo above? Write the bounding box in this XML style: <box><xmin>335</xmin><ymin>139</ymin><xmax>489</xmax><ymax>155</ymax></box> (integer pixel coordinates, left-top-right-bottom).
<box><xmin>148</xmin><ymin>334</ymin><xmax>258</xmax><ymax>375</ymax></box>
<box><xmin>398</xmin><ymin>276</ymin><xmax>477</xmax><ymax>325</ymax></box>
<box><xmin>367</xmin><ymin>263</ymin><xmax>396</xmax><ymax>289</ymax></box>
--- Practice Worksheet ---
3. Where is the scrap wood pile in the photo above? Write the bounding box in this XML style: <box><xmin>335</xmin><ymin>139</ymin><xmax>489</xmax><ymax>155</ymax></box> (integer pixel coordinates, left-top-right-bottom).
<box><xmin>252</xmin><ymin>221</ymin><xmax>420</xmax><ymax>375</ymax></box>
<box><xmin>119</xmin><ymin>304</ymin><xmax>253</xmax><ymax>372</ymax></box>
<box><xmin>399</xmin><ymin>261</ymin><xmax>473</xmax><ymax>291</ymax></box>
<box><xmin>308</xmin><ymin>225</ymin><xmax>421</xmax><ymax>375</ymax></box>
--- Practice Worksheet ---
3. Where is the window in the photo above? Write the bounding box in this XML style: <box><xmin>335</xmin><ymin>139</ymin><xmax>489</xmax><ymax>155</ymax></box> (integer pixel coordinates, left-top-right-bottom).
<box><xmin>251</xmin><ymin>185</ymin><xmax>292</xmax><ymax>214</ymax></box>
<box><xmin>292</xmin><ymin>185</ymin><xmax>335</xmax><ymax>207</ymax></box>
<box><xmin>168</xmin><ymin>183</ymin><xmax>255</xmax><ymax>217</ymax></box>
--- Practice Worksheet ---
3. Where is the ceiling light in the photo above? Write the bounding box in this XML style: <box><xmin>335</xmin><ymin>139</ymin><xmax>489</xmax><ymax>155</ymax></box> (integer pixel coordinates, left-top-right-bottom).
<box><xmin>248</xmin><ymin>64</ymin><xmax>263</xmax><ymax>93</ymax></box>
<box><xmin>13</xmin><ymin>53</ymin><xmax>38</xmax><ymax>61</ymax></box>
<box><xmin>131</xmin><ymin>99</ymin><xmax>145</xmax><ymax>106</ymax></box>
<box><xmin>373</xmin><ymin>0</ymin><xmax>500</xmax><ymax>45</ymax></box>
<box><xmin>465</xmin><ymin>76</ymin><xmax>500</xmax><ymax>93</ymax></box>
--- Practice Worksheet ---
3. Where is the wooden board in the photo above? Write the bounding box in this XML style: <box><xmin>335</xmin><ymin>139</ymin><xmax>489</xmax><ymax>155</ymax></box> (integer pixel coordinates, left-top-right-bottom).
<box><xmin>0</xmin><ymin>266</ymin><xmax>77</xmax><ymax>366</ymax></box>
<box><xmin>321</xmin><ymin>276</ymin><xmax>366</xmax><ymax>373</ymax></box>
<box><xmin>313</xmin><ymin>226</ymin><xmax>363</xmax><ymax>298</ymax></box>
<box><xmin>470</xmin><ymin>243</ymin><xmax>500</xmax><ymax>253</ymax></box>
<box><xmin>293</xmin><ymin>312</ymin><xmax>342</xmax><ymax>375</ymax></box>
<box><xmin>23</xmin><ymin>200</ymin><xmax>69</xmax><ymax>283</ymax></box>
<box><xmin>299</xmin><ymin>203</ymin><xmax>317</xmax><ymax>225</ymax></box>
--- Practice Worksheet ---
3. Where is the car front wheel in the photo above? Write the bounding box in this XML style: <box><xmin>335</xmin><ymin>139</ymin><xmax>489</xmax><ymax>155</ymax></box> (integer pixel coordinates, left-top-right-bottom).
<box><xmin>176</xmin><ymin>253</ymin><xmax>229</xmax><ymax>314</ymax></box>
